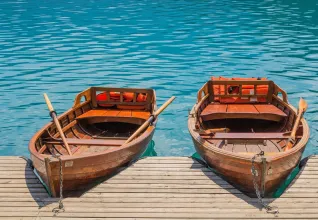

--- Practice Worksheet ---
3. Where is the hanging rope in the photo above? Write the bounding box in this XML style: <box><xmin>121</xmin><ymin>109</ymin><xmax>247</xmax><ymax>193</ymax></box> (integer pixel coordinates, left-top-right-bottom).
<box><xmin>251</xmin><ymin>151</ymin><xmax>279</xmax><ymax>216</ymax></box>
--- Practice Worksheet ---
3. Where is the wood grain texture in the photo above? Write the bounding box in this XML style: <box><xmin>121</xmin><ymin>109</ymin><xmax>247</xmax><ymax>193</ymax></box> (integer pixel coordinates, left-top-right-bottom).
<box><xmin>200</xmin><ymin>103</ymin><xmax>287</xmax><ymax>121</ymax></box>
<box><xmin>0</xmin><ymin>156</ymin><xmax>316</xmax><ymax>219</ymax></box>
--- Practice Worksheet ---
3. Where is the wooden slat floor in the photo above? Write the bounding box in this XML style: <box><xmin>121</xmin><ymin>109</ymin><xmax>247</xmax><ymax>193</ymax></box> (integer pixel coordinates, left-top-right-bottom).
<box><xmin>0</xmin><ymin>155</ymin><xmax>317</xmax><ymax>219</ymax></box>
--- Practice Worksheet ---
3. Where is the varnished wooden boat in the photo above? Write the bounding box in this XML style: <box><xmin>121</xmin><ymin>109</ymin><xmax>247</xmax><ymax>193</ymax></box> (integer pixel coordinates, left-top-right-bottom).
<box><xmin>29</xmin><ymin>87</ymin><xmax>157</xmax><ymax>197</ymax></box>
<box><xmin>188</xmin><ymin>77</ymin><xmax>310</xmax><ymax>197</ymax></box>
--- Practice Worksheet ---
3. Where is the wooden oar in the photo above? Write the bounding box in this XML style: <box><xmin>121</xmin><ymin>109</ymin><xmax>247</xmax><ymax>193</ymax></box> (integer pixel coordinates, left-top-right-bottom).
<box><xmin>124</xmin><ymin>96</ymin><xmax>176</xmax><ymax>144</ymax></box>
<box><xmin>284</xmin><ymin>98</ymin><xmax>308</xmax><ymax>151</ymax></box>
<box><xmin>43</xmin><ymin>93</ymin><xmax>72</xmax><ymax>156</ymax></box>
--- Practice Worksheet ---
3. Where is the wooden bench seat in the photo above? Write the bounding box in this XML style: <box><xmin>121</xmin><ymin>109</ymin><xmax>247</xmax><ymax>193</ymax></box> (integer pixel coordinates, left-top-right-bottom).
<box><xmin>45</xmin><ymin>138</ymin><xmax>126</xmax><ymax>146</ymax></box>
<box><xmin>200</xmin><ymin>132</ymin><xmax>294</xmax><ymax>140</ymax></box>
<box><xmin>77</xmin><ymin>109</ymin><xmax>151</xmax><ymax>120</ymax></box>
<box><xmin>200</xmin><ymin>104</ymin><xmax>287</xmax><ymax>122</ymax></box>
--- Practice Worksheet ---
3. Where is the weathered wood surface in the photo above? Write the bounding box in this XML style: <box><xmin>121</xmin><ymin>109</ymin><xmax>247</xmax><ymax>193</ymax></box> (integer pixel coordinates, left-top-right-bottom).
<box><xmin>0</xmin><ymin>155</ymin><xmax>316</xmax><ymax>219</ymax></box>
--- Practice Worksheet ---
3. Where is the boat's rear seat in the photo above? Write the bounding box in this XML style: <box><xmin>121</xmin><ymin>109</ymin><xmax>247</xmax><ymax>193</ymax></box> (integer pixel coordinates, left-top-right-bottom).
<box><xmin>200</xmin><ymin>104</ymin><xmax>287</xmax><ymax>122</ymax></box>
<box><xmin>77</xmin><ymin>109</ymin><xmax>151</xmax><ymax>120</ymax></box>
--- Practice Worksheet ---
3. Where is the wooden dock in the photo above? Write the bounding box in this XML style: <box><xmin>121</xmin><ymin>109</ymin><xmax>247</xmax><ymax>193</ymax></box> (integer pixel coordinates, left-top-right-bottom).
<box><xmin>0</xmin><ymin>155</ymin><xmax>317</xmax><ymax>219</ymax></box>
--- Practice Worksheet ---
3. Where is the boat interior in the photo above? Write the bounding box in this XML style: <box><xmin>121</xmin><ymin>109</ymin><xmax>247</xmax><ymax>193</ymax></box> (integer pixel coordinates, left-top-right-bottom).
<box><xmin>195</xmin><ymin>78</ymin><xmax>303</xmax><ymax>154</ymax></box>
<box><xmin>33</xmin><ymin>87</ymin><xmax>155</xmax><ymax>156</ymax></box>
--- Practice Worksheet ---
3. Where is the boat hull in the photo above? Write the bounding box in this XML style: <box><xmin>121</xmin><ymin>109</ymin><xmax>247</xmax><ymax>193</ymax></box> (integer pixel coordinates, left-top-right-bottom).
<box><xmin>31</xmin><ymin>128</ymin><xmax>155</xmax><ymax>197</ymax></box>
<box><xmin>191</xmin><ymin>136</ymin><xmax>305</xmax><ymax>197</ymax></box>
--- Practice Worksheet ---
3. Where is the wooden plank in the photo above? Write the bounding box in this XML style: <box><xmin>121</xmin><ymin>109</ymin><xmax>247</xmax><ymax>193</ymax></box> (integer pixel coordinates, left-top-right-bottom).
<box><xmin>76</xmin><ymin>109</ymin><xmax>108</xmax><ymax>119</ymax></box>
<box><xmin>3</xmin><ymin>212</ymin><xmax>318</xmax><ymax>218</ymax></box>
<box><xmin>254</xmin><ymin>104</ymin><xmax>287</xmax><ymax>117</ymax></box>
<box><xmin>112</xmin><ymin>175</ymin><xmax>222</xmax><ymax>180</ymax></box>
<box><xmin>303</xmin><ymin>166</ymin><xmax>318</xmax><ymax>171</ymax></box>
<box><xmin>100</xmin><ymin>182</ymin><xmax>234</xmax><ymax>189</ymax></box>
<box><xmin>0</xmin><ymin>164</ymin><xmax>31</xmax><ymax>167</ymax></box>
<box><xmin>0</xmin><ymin>175</ymin><xmax>38</xmax><ymax>179</ymax></box>
<box><xmin>0</xmin><ymin>157</ymin><xmax>23</xmax><ymax>160</ymax></box>
<box><xmin>81</xmin><ymin>192</ymin><xmax>246</xmax><ymax>198</ymax></box>
<box><xmin>222</xmin><ymin>143</ymin><xmax>234</xmax><ymax>152</ymax></box>
<box><xmin>135</xmin><ymin>159</ymin><xmax>200</xmax><ymax>164</ymax></box>
<box><xmin>117</xmin><ymin>110</ymin><xmax>132</xmax><ymax>117</ymax></box>
<box><xmin>0</xmin><ymin>184</ymin><xmax>43</xmax><ymax>188</ymax></box>
<box><xmin>203</xmin><ymin>132</ymin><xmax>294</xmax><ymax>140</ymax></box>
<box><xmin>245</xmin><ymin>144</ymin><xmax>262</xmax><ymax>153</ymax></box>
<box><xmin>141</xmin><ymin>157</ymin><xmax>193</xmax><ymax>160</ymax></box>
<box><xmin>104</xmin><ymin>110</ymin><xmax>121</xmax><ymax>117</ymax></box>
<box><xmin>227</xmin><ymin>104</ymin><xmax>258</xmax><ymax>114</ymax></box>
<box><xmin>232</xmin><ymin>143</ymin><xmax>247</xmax><ymax>153</ymax></box>
<box><xmin>1</xmin><ymin>196</ymin><xmax>317</xmax><ymax>204</ymax></box>
<box><xmin>0</xmin><ymin>171</ymin><xmax>34</xmax><ymax>175</ymax></box>
<box><xmin>0</xmin><ymin>188</ymin><xmax>46</xmax><ymax>193</ymax></box>
<box><xmin>0</xmin><ymin>179</ymin><xmax>41</xmax><ymax>184</ymax></box>
<box><xmin>88</xmin><ymin>188</ymin><xmax>241</xmax><ymax>194</ymax></box>
<box><xmin>130</xmin><ymin>163</ymin><xmax>204</xmax><ymax>168</ymax></box>
<box><xmin>200</xmin><ymin>104</ymin><xmax>227</xmax><ymax>121</ymax></box>
<box><xmin>3</xmin><ymin>206</ymin><xmax>318</xmax><ymax>214</ymax></box>
<box><xmin>280</xmin><ymin>192</ymin><xmax>318</xmax><ymax>198</ymax></box>
<box><xmin>117</xmin><ymin>171</ymin><xmax>217</xmax><ymax>176</ymax></box>
<box><xmin>99</xmin><ymin>183</ymin><xmax>234</xmax><ymax>189</ymax></box>
<box><xmin>3</xmin><ymin>201</ymin><xmax>318</xmax><ymax>210</ymax></box>
<box><xmin>0</xmin><ymin>160</ymin><xmax>27</xmax><ymax>164</ymax></box>
<box><xmin>105</xmin><ymin>179</ymin><xmax>230</xmax><ymax>185</ymax></box>
<box><xmin>131</xmin><ymin>111</ymin><xmax>151</xmax><ymax>120</ymax></box>
<box><xmin>126</xmin><ymin>167</ymin><xmax>210</xmax><ymax>171</ymax></box>
<box><xmin>46</xmin><ymin>138</ymin><xmax>126</xmax><ymax>146</ymax></box>
<box><xmin>298</xmin><ymin>170</ymin><xmax>318</xmax><ymax>175</ymax></box>
<box><xmin>0</xmin><ymin>167</ymin><xmax>33</xmax><ymax>171</ymax></box>
<box><xmin>0</xmin><ymin>192</ymin><xmax>48</xmax><ymax>198</ymax></box>
<box><xmin>285</xmin><ymin>188</ymin><xmax>318</xmax><ymax>193</ymax></box>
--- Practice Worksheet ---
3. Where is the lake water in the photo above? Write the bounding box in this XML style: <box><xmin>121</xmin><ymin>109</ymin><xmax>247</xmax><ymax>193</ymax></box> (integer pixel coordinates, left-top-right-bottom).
<box><xmin>0</xmin><ymin>0</ymin><xmax>317</xmax><ymax>157</ymax></box>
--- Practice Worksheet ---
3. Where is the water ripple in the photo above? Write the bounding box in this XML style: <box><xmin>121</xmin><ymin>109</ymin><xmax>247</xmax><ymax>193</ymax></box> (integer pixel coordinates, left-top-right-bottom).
<box><xmin>0</xmin><ymin>0</ymin><xmax>317</xmax><ymax>157</ymax></box>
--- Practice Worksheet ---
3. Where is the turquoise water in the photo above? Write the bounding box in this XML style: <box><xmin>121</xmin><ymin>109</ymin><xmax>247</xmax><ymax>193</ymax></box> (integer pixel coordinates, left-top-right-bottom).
<box><xmin>0</xmin><ymin>0</ymin><xmax>317</xmax><ymax>157</ymax></box>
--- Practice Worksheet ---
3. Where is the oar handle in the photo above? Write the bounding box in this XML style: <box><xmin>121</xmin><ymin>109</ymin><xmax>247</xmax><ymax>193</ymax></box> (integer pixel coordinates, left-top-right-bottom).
<box><xmin>124</xmin><ymin>96</ymin><xmax>176</xmax><ymax>144</ymax></box>
<box><xmin>43</xmin><ymin>93</ymin><xmax>72</xmax><ymax>156</ymax></box>
<box><xmin>43</xmin><ymin>93</ymin><xmax>55</xmax><ymax>113</ymax></box>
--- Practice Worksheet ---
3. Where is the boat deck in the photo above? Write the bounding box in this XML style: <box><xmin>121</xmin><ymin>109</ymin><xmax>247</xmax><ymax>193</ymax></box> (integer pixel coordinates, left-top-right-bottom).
<box><xmin>0</xmin><ymin>155</ymin><xmax>317</xmax><ymax>219</ymax></box>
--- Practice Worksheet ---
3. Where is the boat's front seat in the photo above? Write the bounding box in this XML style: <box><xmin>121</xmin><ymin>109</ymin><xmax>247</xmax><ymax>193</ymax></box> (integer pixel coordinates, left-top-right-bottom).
<box><xmin>200</xmin><ymin>103</ymin><xmax>287</xmax><ymax>122</ymax></box>
<box><xmin>76</xmin><ymin>109</ymin><xmax>151</xmax><ymax>120</ymax></box>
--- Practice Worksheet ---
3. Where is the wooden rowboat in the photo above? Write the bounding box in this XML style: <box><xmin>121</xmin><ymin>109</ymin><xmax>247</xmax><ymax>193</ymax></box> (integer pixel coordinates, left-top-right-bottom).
<box><xmin>29</xmin><ymin>87</ymin><xmax>158</xmax><ymax>197</ymax></box>
<box><xmin>188</xmin><ymin>77</ymin><xmax>310</xmax><ymax>197</ymax></box>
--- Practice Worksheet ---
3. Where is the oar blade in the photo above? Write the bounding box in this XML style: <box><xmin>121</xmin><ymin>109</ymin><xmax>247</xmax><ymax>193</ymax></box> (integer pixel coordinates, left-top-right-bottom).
<box><xmin>299</xmin><ymin>97</ymin><xmax>308</xmax><ymax>112</ymax></box>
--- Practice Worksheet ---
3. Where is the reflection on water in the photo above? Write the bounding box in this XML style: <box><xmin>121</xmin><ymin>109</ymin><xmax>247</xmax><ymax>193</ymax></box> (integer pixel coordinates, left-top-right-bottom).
<box><xmin>141</xmin><ymin>140</ymin><xmax>157</xmax><ymax>157</ymax></box>
<box><xmin>0</xmin><ymin>0</ymin><xmax>317</xmax><ymax>157</ymax></box>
